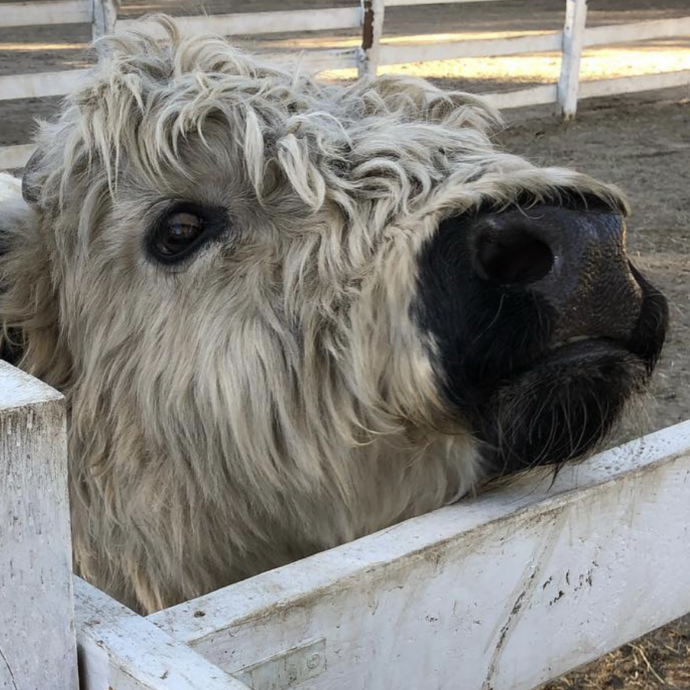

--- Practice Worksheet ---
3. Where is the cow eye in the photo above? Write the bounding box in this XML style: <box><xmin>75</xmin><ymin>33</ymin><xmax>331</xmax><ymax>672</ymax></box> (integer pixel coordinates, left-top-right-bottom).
<box><xmin>155</xmin><ymin>211</ymin><xmax>204</xmax><ymax>259</ymax></box>
<box><xmin>148</xmin><ymin>204</ymin><xmax>227</xmax><ymax>265</ymax></box>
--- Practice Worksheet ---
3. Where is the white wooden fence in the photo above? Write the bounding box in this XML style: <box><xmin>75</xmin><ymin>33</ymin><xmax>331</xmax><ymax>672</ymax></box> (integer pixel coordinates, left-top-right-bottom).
<box><xmin>1</xmin><ymin>0</ymin><xmax>690</xmax><ymax>170</ymax></box>
<box><xmin>3</xmin><ymin>360</ymin><xmax>690</xmax><ymax>689</ymax></box>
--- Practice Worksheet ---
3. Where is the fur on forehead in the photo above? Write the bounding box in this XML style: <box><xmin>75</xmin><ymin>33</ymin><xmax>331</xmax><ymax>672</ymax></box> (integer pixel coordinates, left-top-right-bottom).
<box><xmin>28</xmin><ymin>15</ymin><xmax>628</xmax><ymax>222</ymax></box>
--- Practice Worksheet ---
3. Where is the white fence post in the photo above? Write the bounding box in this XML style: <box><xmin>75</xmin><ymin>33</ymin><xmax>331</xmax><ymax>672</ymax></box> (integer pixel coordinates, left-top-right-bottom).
<box><xmin>92</xmin><ymin>0</ymin><xmax>119</xmax><ymax>40</ymax></box>
<box><xmin>0</xmin><ymin>362</ymin><xmax>78</xmax><ymax>690</ymax></box>
<box><xmin>558</xmin><ymin>0</ymin><xmax>588</xmax><ymax>119</ymax></box>
<box><xmin>359</xmin><ymin>0</ymin><xmax>386</xmax><ymax>79</ymax></box>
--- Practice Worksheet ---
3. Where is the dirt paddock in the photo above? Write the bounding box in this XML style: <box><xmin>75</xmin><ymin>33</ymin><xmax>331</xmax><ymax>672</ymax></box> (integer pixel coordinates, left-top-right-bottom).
<box><xmin>1</xmin><ymin>0</ymin><xmax>689</xmax><ymax>687</ymax></box>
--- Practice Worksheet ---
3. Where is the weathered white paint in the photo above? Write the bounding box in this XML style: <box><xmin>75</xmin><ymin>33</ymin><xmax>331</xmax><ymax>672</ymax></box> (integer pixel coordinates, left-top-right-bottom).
<box><xmin>150</xmin><ymin>421</ymin><xmax>690</xmax><ymax>690</ymax></box>
<box><xmin>0</xmin><ymin>362</ymin><xmax>78</xmax><ymax>690</ymax></box>
<box><xmin>92</xmin><ymin>0</ymin><xmax>119</xmax><ymax>41</ymax></box>
<box><xmin>584</xmin><ymin>16</ymin><xmax>690</xmax><ymax>47</ymax></box>
<box><xmin>0</xmin><ymin>172</ymin><xmax>22</xmax><ymax>201</ymax></box>
<box><xmin>378</xmin><ymin>31</ymin><xmax>563</xmax><ymax>66</ymax></box>
<box><xmin>263</xmin><ymin>48</ymin><xmax>360</xmax><ymax>73</ymax></box>
<box><xmin>387</xmin><ymin>0</ymin><xmax>509</xmax><ymax>5</ymax></box>
<box><xmin>0</xmin><ymin>145</ymin><xmax>35</xmax><ymax>171</ymax></box>
<box><xmin>559</xmin><ymin>0</ymin><xmax>588</xmax><ymax>119</ymax></box>
<box><xmin>117</xmin><ymin>7</ymin><xmax>363</xmax><ymax>38</ymax></box>
<box><xmin>75</xmin><ymin>578</ymin><xmax>252</xmax><ymax>690</ymax></box>
<box><xmin>0</xmin><ymin>69</ymin><xmax>87</xmax><ymax>101</ymax></box>
<box><xmin>359</xmin><ymin>0</ymin><xmax>386</xmax><ymax>79</ymax></box>
<box><xmin>0</xmin><ymin>0</ymin><xmax>91</xmax><ymax>28</ymax></box>
<box><xmin>483</xmin><ymin>84</ymin><xmax>558</xmax><ymax>110</ymax></box>
<box><xmin>579</xmin><ymin>69</ymin><xmax>690</xmax><ymax>98</ymax></box>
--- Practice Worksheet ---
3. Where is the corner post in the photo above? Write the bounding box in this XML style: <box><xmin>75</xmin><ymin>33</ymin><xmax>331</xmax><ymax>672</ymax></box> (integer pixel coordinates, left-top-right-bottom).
<box><xmin>0</xmin><ymin>363</ymin><xmax>78</xmax><ymax>689</ymax></box>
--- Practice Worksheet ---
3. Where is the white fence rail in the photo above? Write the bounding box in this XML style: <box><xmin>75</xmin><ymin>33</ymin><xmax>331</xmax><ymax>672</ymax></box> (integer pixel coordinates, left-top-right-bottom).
<box><xmin>0</xmin><ymin>0</ymin><xmax>92</xmax><ymax>28</ymax></box>
<box><xmin>1</xmin><ymin>360</ymin><xmax>689</xmax><ymax>689</ymax></box>
<box><xmin>1</xmin><ymin>0</ymin><xmax>690</xmax><ymax>169</ymax></box>
<box><xmin>151</xmin><ymin>420</ymin><xmax>690</xmax><ymax>690</ymax></box>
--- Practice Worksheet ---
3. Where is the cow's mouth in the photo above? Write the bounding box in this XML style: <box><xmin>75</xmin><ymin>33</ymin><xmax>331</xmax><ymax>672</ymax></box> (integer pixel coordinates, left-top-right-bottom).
<box><xmin>544</xmin><ymin>336</ymin><xmax>626</xmax><ymax>364</ymax></box>
<box><xmin>415</xmin><ymin>203</ymin><xmax>669</xmax><ymax>476</ymax></box>
<box><xmin>478</xmin><ymin>273</ymin><xmax>668</xmax><ymax>475</ymax></box>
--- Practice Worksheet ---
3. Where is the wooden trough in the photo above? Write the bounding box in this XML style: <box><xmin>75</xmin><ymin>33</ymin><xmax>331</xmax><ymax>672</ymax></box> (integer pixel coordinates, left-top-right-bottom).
<box><xmin>2</xmin><ymin>360</ymin><xmax>690</xmax><ymax>689</ymax></box>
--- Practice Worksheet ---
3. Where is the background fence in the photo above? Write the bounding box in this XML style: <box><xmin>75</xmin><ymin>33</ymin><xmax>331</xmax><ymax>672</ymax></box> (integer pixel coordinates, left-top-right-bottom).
<box><xmin>1</xmin><ymin>0</ymin><xmax>690</xmax><ymax>170</ymax></box>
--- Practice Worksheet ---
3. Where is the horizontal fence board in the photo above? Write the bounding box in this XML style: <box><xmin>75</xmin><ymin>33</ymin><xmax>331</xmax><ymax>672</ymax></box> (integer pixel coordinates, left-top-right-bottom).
<box><xmin>231</xmin><ymin>48</ymin><xmax>361</xmax><ymax>74</ymax></box>
<box><xmin>0</xmin><ymin>69</ymin><xmax>87</xmax><ymax>101</ymax></box>
<box><xmin>151</xmin><ymin>421</ymin><xmax>690</xmax><ymax>690</ymax></box>
<box><xmin>263</xmin><ymin>47</ymin><xmax>360</xmax><ymax>72</ymax></box>
<box><xmin>118</xmin><ymin>7</ymin><xmax>363</xmax><ymax>38</ymax></box>
<box><xmin>584</xmin><ymin>16</ymin><xmax>690</xmax><ymax>47</ymax></box>
<box><xmin>378</xmin><ymin>31</ymin><xmax>563</xmax><ymax>65</ymax></box>
<box><xmin>75</xmin><ymin>578</ymin><xmax>252</xmax><ymax>690</ymax></box>
<box><xmin>0</xmin><ymin>0</ymin><xmax>91</xmax><ymax>28</ymax></box>
<box><xmin>0</xmin><ymin>145</ymin><xmax>35</xmax><ymax>171</ymax></box>
<box><xmin>387</xmin><ymin>0</ymin><xmax>511</xmax><ymax>5</ymax></box>
<box><xmin>579</xmin><ymin>69</ymin><xmax>690</xmax><ymax>99</ymax></box>
<box><xmin>482</xmin><ymin>83</ymin><xmax>559</xmax><ymax>109</ymax></box>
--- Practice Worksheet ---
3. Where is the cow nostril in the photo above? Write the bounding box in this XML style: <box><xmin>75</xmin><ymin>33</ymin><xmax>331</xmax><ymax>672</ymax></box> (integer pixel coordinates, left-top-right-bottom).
<box><xmin>476</xmin><ymin>234</ymin><xmax>554</xmax><ymax>286</ymax></box>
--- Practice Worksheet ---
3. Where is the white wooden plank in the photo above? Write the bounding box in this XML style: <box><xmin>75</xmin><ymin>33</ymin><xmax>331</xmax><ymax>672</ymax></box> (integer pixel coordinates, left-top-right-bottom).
<box><xmin>559</xmin><ymin>0</ymin><xmax>588</xmax><ymax>119</ymax></box>
<box><xmin>0</xmin><ymin>0</ymin><xmax>91</xmax><ymax>28</ymax></box>
<box><xmin>0</xmin><ymin>69</ymin><xmax>88</xmax><ymax>101</ymax></box>
<box><xmin>0</xmin><ymin>145</ymin><xmax>35</xmax><ymax>171</ymax></box>
<box><xmin>359</xmin><ymin>0</ymin><xmax>386</xmax><ymax>78</ymax></box>
<box><xmin>75</xmin><ymin>577</ymin><xmax>252</xmax><ymax>690</ymax></box>
<box><xmin>482</xmin><ymin>83</ymin><xmax>559</xmax><ymax>110</ymax></box>
<box><xmin>387</xmin><ymin>0</ymin><xmax>511</xmax><ymax>5</ymax></box>
<box><xmin>117</xmin><ymin>7</ymin><xmax>363</xmax><ymax>38</ymax></box>
<box><xmin>584</xmin><ymin>16</ymin><xmax>690</xmax><ymax>47</ymax></box>
<box><xmin>92</xmin><ymin>0</ymin><xmax>119</xmax><ymax>41</ymax></box>
<box><xmin>0</xmin><ymin>361</ymin><xmax>64</xmax><ymax>411</ymax></box>
<box><xmin>263</xmin><ymin>48</ymin><xmax>360</xmax><ymax>73</ymax></box>
<box><xmin>579</xmin><ymin>69</ymin><xmax>690</xmax><ymax>99</ymax></box>
<box><xmin>151</xmin><ymin>421</ymin><xmax>690</xmax><ymax>690</ymax></box>
<box><xmin>378</xmin><ymin>31</ymin><xmax>563</xmax><ymax>65</ymax></box>
<box><xmin>0</xmin><ymin>172</ymin><xmax>22</xmax><ymax>202</ymax></box>
<box><xmin>0</xmin><ymin>362</ymin><xmax>78</xmax><ymax>690</ymax></box>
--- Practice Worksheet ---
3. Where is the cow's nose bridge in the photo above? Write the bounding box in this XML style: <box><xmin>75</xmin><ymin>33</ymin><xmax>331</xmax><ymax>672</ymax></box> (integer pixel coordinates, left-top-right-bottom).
<box><xmin>470</xmin><ymin>205</ymin><xmax>643</xmax><ymax>342</ymax></box>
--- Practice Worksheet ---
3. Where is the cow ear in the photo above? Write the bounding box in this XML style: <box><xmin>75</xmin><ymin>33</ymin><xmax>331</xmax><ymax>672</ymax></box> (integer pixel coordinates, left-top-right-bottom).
<box><xmin>22</xmin><ymin>148</ymin><xmax>44</xmax><ymax>205</ymax></box>
<box><xmin>0</xmin><ymin>170</ymin><xmax>48</xmax><ymax>371</ymax></box>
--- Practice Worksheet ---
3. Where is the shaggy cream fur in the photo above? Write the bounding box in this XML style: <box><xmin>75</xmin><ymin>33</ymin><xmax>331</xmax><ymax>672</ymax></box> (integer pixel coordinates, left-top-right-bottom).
<box><xmin>0</xmin><ymin>18</ymin><xmax>627</xmax><ymax>613</ymax></box>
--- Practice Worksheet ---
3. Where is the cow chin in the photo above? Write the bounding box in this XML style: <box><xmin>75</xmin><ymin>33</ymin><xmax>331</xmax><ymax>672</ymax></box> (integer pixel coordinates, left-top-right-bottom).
<box><xmin>479</xmin><ymin>343</ymin><xmax>645</xmax><ymax>474</ymax></box>
<box><xmin>476</xmin><ymin>275</ymin><xmax>668</xmax><ymax>475</ymax></box>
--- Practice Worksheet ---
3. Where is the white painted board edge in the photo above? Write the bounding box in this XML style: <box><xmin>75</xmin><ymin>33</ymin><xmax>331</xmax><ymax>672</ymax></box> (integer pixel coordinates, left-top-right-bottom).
<box><xmin>0</xmin><ymin>145</ymin><xmax>35</xmax><ymax>171</ymax></box>
<box><xmin>378</xmin><ymin>31</ymin><xmax>563</xmax><ymax>66</ymax></box>
<box><xmin>75</xmin><ymin>578</ymin><xmax>252</xmax><ymax>690</ymax></box>
<box><xmin>0</xmin><ymin>69</ymin><xmax>88</xmax><ymax>101</ymax></box>
<box><xmin>482</xmin><ymin>83</ymin><xmax>558</xmax><ymax>110</ymax></box>
<box><xmin>151</xmin><ymin>420</ymin><xmax>690</xmax><ymax>690</ymax></box>
<box><xmin>584</xmin><ymin>16</ymin><xmax>690</xmax><ymax>48</ymax></box>
<box><xmin>0</xmin><ymin>0</ymin><xmax>91</xmax><ymax>28</ymax></box>
<box><xmin>117</xmin><ymin>7</ymin><xmax>363</xmax><ymax>38</ymax></box>
<box><xmin>579</xmin><ymin>70</ymin><xmax>690</xmax><ymax>99</ymax></box>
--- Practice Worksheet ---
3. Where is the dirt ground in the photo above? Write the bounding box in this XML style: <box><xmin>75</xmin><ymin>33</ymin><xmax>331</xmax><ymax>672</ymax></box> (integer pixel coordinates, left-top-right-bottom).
<box><xmin>1</xmin><ymin>0</ymin><xmax>689</xmax><ymax>687</ymax></box>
